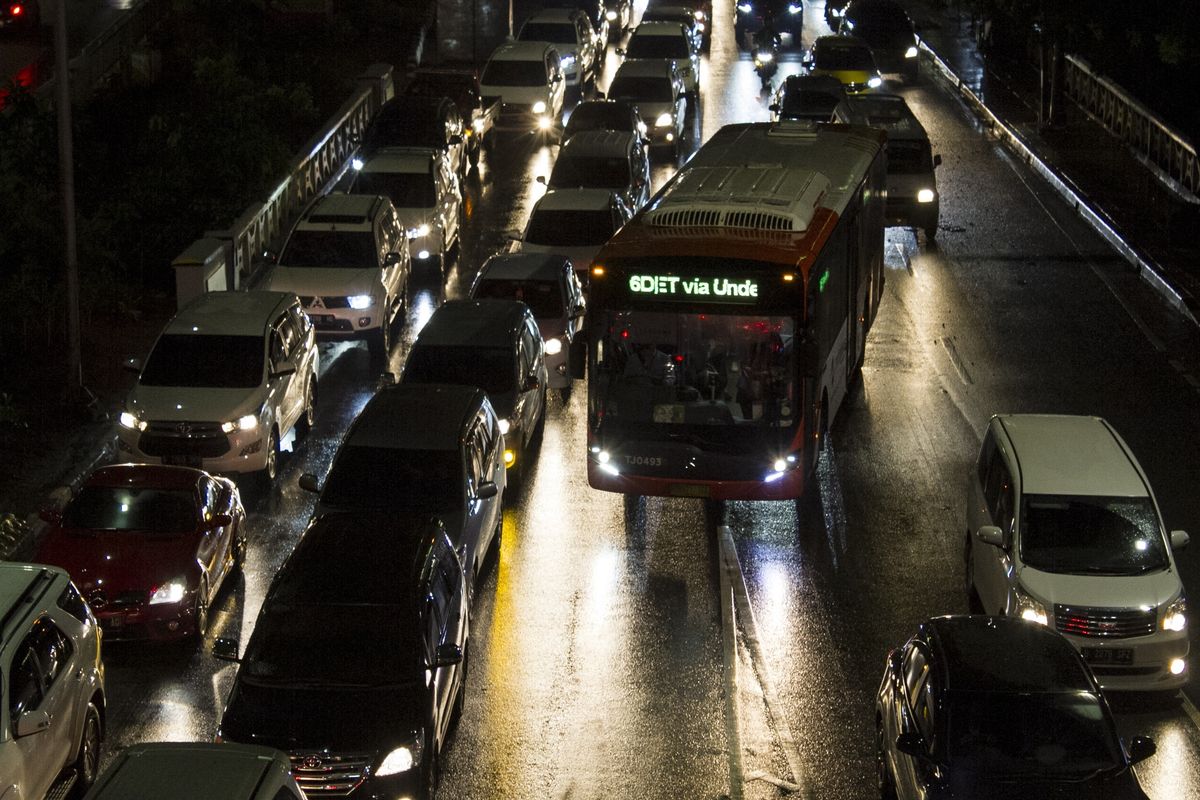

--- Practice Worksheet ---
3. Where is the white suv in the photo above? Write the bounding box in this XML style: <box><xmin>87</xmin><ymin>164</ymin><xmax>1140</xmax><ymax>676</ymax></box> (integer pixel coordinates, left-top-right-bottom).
<box><xmin>965</xmin><ymin>414</ymin><xmax>1191</xmax><ymax>691</ymax></box>
<box><xmin>119</xmin><ymin>291</ymin><xmax>319</xmax><ymax>488</ymax></box>
<box><xmin>0</xmin><ymin>563</ymin><xmax>106</xmax><ymax>799</ymax></box>
<box><xmin>264</xmin><ymin>193</ymin><xmax>411</xmax><ymax>361</ymax></box>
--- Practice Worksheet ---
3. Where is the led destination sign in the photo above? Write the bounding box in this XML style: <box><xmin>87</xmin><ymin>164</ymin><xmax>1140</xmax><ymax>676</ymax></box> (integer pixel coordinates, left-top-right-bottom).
<box><xmin>628</xmin><ymin>274</ymin><xmax>760</xmax><ymax>304</ymax></box>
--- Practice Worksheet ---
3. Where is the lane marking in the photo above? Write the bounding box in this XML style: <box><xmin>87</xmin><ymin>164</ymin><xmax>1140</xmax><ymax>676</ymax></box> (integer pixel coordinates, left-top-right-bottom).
<box><xmin>719</xmin><ymin>525</ymin><xmax>808</xmax><ymax>797</ymax></box>
<box><xmin>1180</xmin><ymin>692</ymin><xmax>1200</xmax><ymax>734</ymax></box>
<box><xmin>718</xmin><ymin>522</ymin><xmax>746</xmax><ymax>800</ymax></box>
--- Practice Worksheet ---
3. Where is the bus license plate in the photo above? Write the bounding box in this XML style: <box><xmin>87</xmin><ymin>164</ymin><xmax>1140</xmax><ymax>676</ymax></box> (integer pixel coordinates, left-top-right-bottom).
<box><xmin>1082</xmin><ymin>647</ymin><xmax>1133</xmax><ymax>665</ymax></box>
<box><xmin>669</xmin><ymin>484</ymin><xmax>710</xmax><ymax>498</ymax></box>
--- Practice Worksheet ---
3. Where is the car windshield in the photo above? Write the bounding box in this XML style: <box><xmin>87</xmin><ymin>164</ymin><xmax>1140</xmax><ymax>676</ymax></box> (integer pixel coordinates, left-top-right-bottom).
<box><xmin>352</xmin><ymin>171</ymin><xmax>436</xmax><ymax>209</ymax></box>
<box><xmin>567</xmin><ymin>105</ymin><xmax>630</xmax><ymax>134</ymax></box>
<box><xmin>780</xmin><ymin>91</ymin><xmax>841</xmax><ymax>119</ymax></box>
<box><xmin>406</xmin><ymin>74</ymin><xmax>473</xmax><ymax>108</ymax></box>
<box><xmin>626</xmin><ymin>34</ymin><xmax>690</xmax><ymax>59</ymax></box>
<box><xmin>946</xmin><ymin>691</ymin><xmax>1123</xmax><ymax>778</ymax></box>
<box><xmin>65</xmin><ymin>487</ymin><xmax>195</xmax><ymax>532</ymax></box>
<box><xmin>320</xmin><ymin>446</ymin><xmax>462</xmax><ymax>512</ymax></box>
<box><xmin>403</xmin><ymin>346</ymin><xmax>516</xmax><ymax>394</ymax></box>
<box><xmin>1020</xmin><ymin>494</ymin><xmax>1169</xmax><ymax>575</ymax></box>
<box><xmin>525</xmin><ymin>208</ymin><xmax>617</xmax><ymax>246</ymax></box>
<box><xmin>849</xmin><ymin>7</ymin><xmax>911</xmax><ymax>34</ymax></box>
<box><xmin>482</xmin><ymin>59</ymin><xmax>548</xmax><ymax>87</ymax></box>
<box><xmin>475</xmin><ymin>279</ymin><xmax>564</xmax><ymax>317</ymax></box>
<box><xmin>243</xmin><ymin>604</ymin><xmax>421</xmax><ymax>684</ymax></box>
<box><xmin>550</xmin><ymin>156</ymin><xmax>631</xmax><ymax>189</ymax></box>
<box><xmin>520</xmin><ymin>22</ymin><xmax>578</xmax><ymax>43</ymax></box>
<box><xmin>814</xmin><ymin>45</ymin><xmax>875</xmax><ymax>70</ymax></box>
<box><xmin>886</xmin><ymin>141</ymin><xmax>933</xmax><ymax>173</ymax></box>
<box><xmin>609</xmin><ymin>75</ymin><xmax>674</xmax><ymax>102</ymax></box>
<box><xmin>279</xmin><ymin>230</ymin><xmax>378</xmax><ymax>268</ymax></box>
<box><xmin>362</xmin><ymin>111</ymin><xmax>444</xmax><ymax>150</ymax></box>
<box><xmin>140</xmin><ymin>334</ymin><xmax>263</xmax><ymax>389</ymax></box>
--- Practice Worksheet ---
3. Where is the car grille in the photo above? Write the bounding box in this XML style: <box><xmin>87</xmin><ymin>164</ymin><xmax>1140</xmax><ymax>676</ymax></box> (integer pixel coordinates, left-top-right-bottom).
<box><xmin>1055</xmin><ymin>605</ymin><xmax>1156</xmax><ymax>639</ymax></box>
<box><xmin>289</xmin><ymin>752</ymin><xmax>372</xmax><ymax>796</ymax></box>
<box><xmin>300</xmin><ymin>296</ymin><xmax>351</xmax><ymax>309</ymax></box>
<box><xmin>310</xmin><ymin>317</ymin><xmax>355</xmax><ymax>332</ymax></box>
<box><xmin>87</xmin><ymin>589</ymin><xmax>144</xmax><ymax>611</ymax></box>
<box><xmin>139</xmin><ymin>421</ymin><xmax>230</xmax><ymax>458</ymax></box>
<box><xmin>499</xmin><ymin>102</ymin><xmax>534</xmax><ymax>118</ymax></box>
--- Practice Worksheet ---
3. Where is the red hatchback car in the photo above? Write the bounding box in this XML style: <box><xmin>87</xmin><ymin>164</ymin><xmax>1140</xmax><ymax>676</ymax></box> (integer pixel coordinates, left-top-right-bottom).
<box><xmin>36</xmin><ymin>464</ymin><xmax>247</xmax><ymax>641</ymax></box>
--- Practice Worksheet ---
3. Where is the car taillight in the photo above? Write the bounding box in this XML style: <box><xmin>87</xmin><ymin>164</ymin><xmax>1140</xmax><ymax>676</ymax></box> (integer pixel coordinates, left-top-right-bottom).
<box><xmin>11</xmin><ymin>4</ymin><xmax>25</xmax><ymax>16</ymax></box>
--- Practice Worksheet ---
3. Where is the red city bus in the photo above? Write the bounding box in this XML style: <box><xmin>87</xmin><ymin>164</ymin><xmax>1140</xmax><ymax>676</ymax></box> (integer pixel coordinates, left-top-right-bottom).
<box><xmin>586</xmin><ymin>122</ymin><xmax>887</xmax><ymax>500</ymax></box>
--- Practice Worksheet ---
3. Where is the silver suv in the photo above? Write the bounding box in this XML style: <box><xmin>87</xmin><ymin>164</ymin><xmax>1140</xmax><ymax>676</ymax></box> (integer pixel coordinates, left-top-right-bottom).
<box><xmin>0</xmin><ymin>563</ymin><xmax>106</xmax><ymax>799</ymax></box>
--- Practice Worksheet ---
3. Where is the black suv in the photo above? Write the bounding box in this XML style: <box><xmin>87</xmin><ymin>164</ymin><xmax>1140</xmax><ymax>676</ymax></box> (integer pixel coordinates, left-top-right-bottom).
<box><xmin>357</xmin><ymin>96</ymin><xmax>468</xmax><ymax>178</ymax></box>
<box><xmin>734</xmin><ymin>0</ymin><xmax>802</xmax><ymax>47</ymax></box>
<box><xmin>216</xmin><ymin>512</ymin><xmax>468</xmax><ymax>800</ymax></box>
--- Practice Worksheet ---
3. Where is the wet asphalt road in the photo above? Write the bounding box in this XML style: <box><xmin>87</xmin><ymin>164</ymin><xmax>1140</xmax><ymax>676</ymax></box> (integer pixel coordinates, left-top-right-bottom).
<box><xmin>97</xmin><ymin>1</ymin><xmax>1200</xmax><ymax>798</ymax></box>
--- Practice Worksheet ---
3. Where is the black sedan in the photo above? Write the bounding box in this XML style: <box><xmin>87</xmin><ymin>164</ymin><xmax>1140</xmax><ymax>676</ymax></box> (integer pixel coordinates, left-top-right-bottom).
<box><xmin>216</xmin><ymin>513</ymin><xmax>469</xmax><ymax>800</ymax></box>
<box><xmin>563</xmin><ymin>99</ymin><xmax>648</xmax><ymax>143</ymax></box>
<box><xmin>839</xmin><ymin>0</ymin><xmax>920</xmax><ymax>80</ymax></box>
<box><xmin>876</xmin><ymin>616</ymin><xmax>1156</xmax><ymax>799</ymax></box>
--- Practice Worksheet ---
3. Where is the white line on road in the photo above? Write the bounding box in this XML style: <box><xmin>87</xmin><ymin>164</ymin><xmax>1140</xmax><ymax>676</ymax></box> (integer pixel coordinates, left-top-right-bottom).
<box><xmin>1180</xmin><ymin>692</ymin><xmax>1200</xmax><ymax>734</ymax></box>
<box><xmin>718</xmin><ymin>525</ymin><xmax>807</xmax><ymax>797</ymax></box>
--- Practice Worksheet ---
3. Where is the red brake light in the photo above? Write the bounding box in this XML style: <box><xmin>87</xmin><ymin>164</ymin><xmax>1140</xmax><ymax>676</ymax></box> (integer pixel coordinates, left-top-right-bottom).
<box><xmin>11</xmin><ymin>5</ymin><xmax>23</xmax><ymax>16</ymax></box>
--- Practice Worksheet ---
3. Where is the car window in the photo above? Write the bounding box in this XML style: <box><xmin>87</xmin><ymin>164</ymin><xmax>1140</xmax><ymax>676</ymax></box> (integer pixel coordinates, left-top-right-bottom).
<box><xmin>902</xmin><ymin>644</ymin><xmax>928</xmax><ymax>708</ymax></box>
<box><xmin>466</xmin><ymin>423</ymin><xmax>483</xmax><ymax>492</ymax></box>
<box><xmin>984</xmin><ymin>451</ymin><xmax>1015</xmax><ymax>534</ymax></box>
<box><xmin>288</xmin><ymin>304</ymin><xmax>313</xmax><ymax>339</ymax></box>
<box><xmin>976</xmin><ymin>429</ymin><xmax>995</xmax><ymax>489</ymax></box>
<box><xmin>913</xmin><ymin>681</ymin><xmax>937</xmax><ymax>748</ymax></box>
<box><xmin>32</xmin><ymin>619</ymin><xmax>73</xmax><ymax>686</ymax></box>
<box><xmin>58</xmin><ymin>582</ymin><xmax>91</xmax><ymax>625</ymax></box>
<box><xmin>8</xmin><ymin>639</ymin><xmax>43</xmax><ymax>717</ymax></box>
<box><xmin>270</xmin><ymin>325</ymin><xmax>290</xmax><ymax>366</ymax></box>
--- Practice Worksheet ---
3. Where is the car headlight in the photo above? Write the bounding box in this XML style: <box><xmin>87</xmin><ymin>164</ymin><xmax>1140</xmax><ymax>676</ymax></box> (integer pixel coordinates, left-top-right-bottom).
<box><xmin>737</xmin><ymin>2</ymin><xmax>752</xmax><ymax>13</ymax></box>
<box><xmin>544</xmin><ymin>337</ymin><xmax>563</xmax><ymax>355</ymax></box>
<box><xmin>347</xmin><ymin>294</ymin><xmax>374</xmax><ymax>310</ymax></box>
<box><xmin>868</xmin><ymin>75</ymin><xmax>883</xmax><ymax>88</ymax></box>
<box><xmin>351</xmin><ymin>157</ymin><xmax>364</xmax><ymax>171</ymax></box>
<box><xmin>119</xmin><ymin>411</ymin><xmax>148</xmax><ymax>431</ymax></box>
<box><xmin>655</xmin><ymin>112</ymin><xmax>674</xmax><ymax>127</ymax></box>
<box><xmin>1014</xmin><ymin>588</ymin><xmax>1048</xmax><ymax>626</ymax></box>
<box><xmin>532</xmin><ymin>100</ymin><xmax>547</xmax><ymax>114</ymax></box>
<box><xmin>473</xmin><ymin>117</ymin><xmax>485</xmax><ymax>133</ymax></box>
<box><xmin>917</xmin><ymin>188</ymin><xmax>936</xmax><ymax>203</ymax></box>
<box><xmin>220</xmin><ymin>414</ymin><xmax>259</xmax><ymax>434</ymax></box>
<box><xmin>606</xmin><ymin>9</ymin><xmax>617</xmax><ymax>20</ymax></box>
<box><xmin>755</xmin><ymin>51</ymin><xmax>774</xmax><ymax>63</ymax></box>
<box><xmin>407</xmin><ymin>223</ymin><xmax>431</xmax><ymax>239</ymax></box>
<box><xmin>696</xmin><ymin>21</ymin><xmax>706</xmax><ymax>31</ymax></box>
<box><xmin>376</xmin><ymin>733</ymin><xmax>424</xmax><ymax>776</ymax></box>
<box><xmin>905</xmin><ymin>45</ymin><xmax>919</xmax><ymax>58</ymax></box>
<box><xmin>1163</xmin><ymin>597</ymin><xmax>1187</xmax><ymax>632</ymax></box>
<box><xmin>830</xmin><ymin>7</ymin><xmax>844</xmax><ymax>16</ymax></box>
<box><xmin>498</xmin><ymin>418</ymin><xmax>511</xmax><ymax>435</ymax></box>
<box><xmin>788</xmin><ymin>4</ymin><xmax>802</xmax><ymax>13</ymax></box>
<box><xmin>694</xmin><ymin>9</ymin><xmax>705</xmax><ymax>20</ymax></box>
<box><xmin>148</xmin><ymin>579</ymin><xmax>186</xmax><ymax>605</ymax></box>
<box><xmin>561</xmin><ymin>54</ymin><xmax>577</xmax><ymax>68</ymax></box>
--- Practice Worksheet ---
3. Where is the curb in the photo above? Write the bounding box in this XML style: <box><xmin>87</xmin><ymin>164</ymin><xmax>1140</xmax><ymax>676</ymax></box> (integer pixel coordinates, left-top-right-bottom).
<box><xmin>917</xmin><ymin>38</ymin><xmax>1200</xmax><ymax>328</ymax></box>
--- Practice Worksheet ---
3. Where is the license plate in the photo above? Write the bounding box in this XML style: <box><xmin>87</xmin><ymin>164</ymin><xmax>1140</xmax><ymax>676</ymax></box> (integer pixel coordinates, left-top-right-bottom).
<box><xmin>1082</xmin><ymin>647</ymin><xmax>1133</xmax><ymax>665</ymax></box>
<box><xmin>164</xmin><ymin>454</ymin><xmax>201</xmax><ymax>467</ymax></box>
<box><xmin>669</xmin><ymin>483</ymin><xmax>710</xmax><ymax>498</ymax></box>
<box><xmin>101</xmin><ymin>616</ymin><xmax>124</xmax><ymax>630</ymax></box>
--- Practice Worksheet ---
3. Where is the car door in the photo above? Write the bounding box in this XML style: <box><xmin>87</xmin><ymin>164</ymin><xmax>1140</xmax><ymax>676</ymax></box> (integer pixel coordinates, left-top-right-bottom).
<box><xmin>12</xmin><ymin>619</ymin><xmax>79</xmax><ymax>798</ymax></box>
<box><xmin>267</xmin><ymin>321</ymin><xmax>296</xmax><ymax>432</ymax></box>
<box><xmin>894</xmin><ymin>643</ymin><xmax>931</xmax><ymax>798</ymax></box>
<box><xmin>975</xmin><ymin>444</ymin><xmax>1016</xmax><ymax>615</ymax></box>
<box><xmin>472</xmin><ymin>416</ymin><xmax>502</xmax><ymax>555</ymax></box>
<box><xmin>426</xmin><ymin>548</ymin><xmax>463</xmax><ymax>746</ymax></box>
<box><xmin>441</xmin><ymin>161</ymin><xmax>461</xmax><ymax>250</ymax></box>
<box><xmin>287</xmin><ymin>303</ymin><xmax>317</xmax><ymax>399</ymax></box>
<box><xmin>198</xmin><ymin>479</ymin><xmax>232</xmax><ymax>591</ymax></box>
<box><xmin>574</xmin><ymin>14</ymin><xmax>595</xmax><ymax>76</ymax></box>
<box><xmin>379</xmin><ymin>207</ymin><xmax>406</xmax><ymax>306</ymax></box>
<box><xmin>630</xmin><ymin>142</ymin><xmax>651</xmax><ymax>209</ymax></box>
<box><xmin>546</xmin><ymin>50</ymin><xmax>565</xmax><ymax>116</ymax></box>
<box><xmin>461</xmin><ymin>419</ymin><xmax>487</xmax><ymax>581</ymax></box>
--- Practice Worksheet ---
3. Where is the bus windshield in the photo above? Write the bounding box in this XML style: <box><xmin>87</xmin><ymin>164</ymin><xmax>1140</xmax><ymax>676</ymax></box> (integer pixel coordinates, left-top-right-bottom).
<box><xmin>590</xmin><ymin>310</ymin><xmax>796</xmax><ymax>427</ymax></box>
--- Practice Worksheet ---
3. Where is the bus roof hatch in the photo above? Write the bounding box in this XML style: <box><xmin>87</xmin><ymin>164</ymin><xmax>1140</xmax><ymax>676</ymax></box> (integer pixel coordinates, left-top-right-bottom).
<box><xmin>644</xmin><ymin>166</ymin><xmax>829</xmax><ymax>232</ymax></box>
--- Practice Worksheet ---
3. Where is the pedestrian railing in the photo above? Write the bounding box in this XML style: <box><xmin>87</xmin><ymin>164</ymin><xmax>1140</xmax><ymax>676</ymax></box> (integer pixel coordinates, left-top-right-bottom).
<box><xmin>1064</xmin><ymin>55</ymin><xmax>1200</xmax><ymax>202</ymax></box>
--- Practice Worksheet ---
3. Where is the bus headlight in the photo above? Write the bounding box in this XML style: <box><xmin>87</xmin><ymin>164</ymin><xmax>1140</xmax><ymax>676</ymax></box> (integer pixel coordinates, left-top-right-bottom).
<box><xmin>532</xmin><ymin>100</ymin><xmax>547</xmax><ymax>115</ymax></box>
<box><xmin>917</xmin><ymin>188</ymin><xmax>936</xmax><ymax>203</ymax></box>
<box><xmin>1162</xmin><ymin>597</ymin><xmax>1187</xmax><ymax>632</ymax></box>
<box><xmin>905</xmin><ymin>46</ymin><xmax>919</xmax><ymax>58</ymax></box>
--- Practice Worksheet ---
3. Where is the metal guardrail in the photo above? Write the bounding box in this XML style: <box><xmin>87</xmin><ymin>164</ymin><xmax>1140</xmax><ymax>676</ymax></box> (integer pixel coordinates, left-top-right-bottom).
<box><xmin>1065</xmin><ymin>55</ymin><xmax>1200</xmax><ymax>202</ymax></box>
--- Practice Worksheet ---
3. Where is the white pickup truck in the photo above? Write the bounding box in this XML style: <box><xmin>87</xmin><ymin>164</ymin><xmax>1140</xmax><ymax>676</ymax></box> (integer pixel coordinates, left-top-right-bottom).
<box><xmin>402</xmin><ymin>65</ymin><xmax>501</xmax><ymax>168</ymax></box>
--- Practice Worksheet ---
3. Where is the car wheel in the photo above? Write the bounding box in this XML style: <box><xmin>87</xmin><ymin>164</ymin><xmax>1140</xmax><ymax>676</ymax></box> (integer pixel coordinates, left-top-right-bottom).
<box><xmin>255</xmin><ymin>428</ymin><xmax>279</xmax><ymax>494</ymax></box>
<box><xmin>876</xmin><ymin>720</ymin><xmax>897</xmax><ymax>800</ymax></box>
<box><xmin>70</xmin><ymin>704</ymin><xmax>103</xmax><ymax>798</ymax></box>
<box><xmin>232</xmin><ymin>528</ymin><xmax>248</xmax><ymax>569</ymax></box>
<box><xmin>193</xmin><ymin>582</ymin><xmax>210</xmax><ymax>639</ymax></box>
<box><xmin>295</xmin><ymin>380</ymin><xmax>316</xmax><ymax>440</ymax></box>
<box><xmin>367</xmin><ymin>324</ymin><xmax>390</xmax><ymax>364</ymax></box>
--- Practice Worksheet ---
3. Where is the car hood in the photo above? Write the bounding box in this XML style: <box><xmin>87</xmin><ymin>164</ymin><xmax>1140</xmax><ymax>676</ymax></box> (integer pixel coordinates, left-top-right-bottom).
<box><xmin>127</xmin><ymin>384</ymin><xmax>262</xmax><ymax>422</ymax></box>
<box><xmin>266</xmin><ymin>266</ymin><xmax>380</xmax><ymax>297</ymax></box>
<box><xmin>626</xmin><ymin>99</ymin><xmax>675</xmax><ymax>119</ymax></box>
<box><xmin>221</xmin><ymin>681</ymin><xmax>425</xmax><ymax>754</ymax></box>
<box><xmin>856</xmin><ymin>29</ymin><xmax>915</xmax><ymax>51</ymax></box>
<box><xmin>933</xmin><ymin>768</ymin><xmax>1147</xmax><ymax>799</ymax></box>
<box><xmin>813</xmin><ymin>68</ymin><xmax>875</xmax><ymax>84</ymax></box>
<box><xmin>483</xmin><ymin>84</ymin><xmax>551</xmax><ymax>105</ymax></box>
<box><xmin>37</xmin><ymin>528</ymin><xmax>198</xmax><ymax>596</ymax></box>
<box><xmin>392</xmin><ymin>207</ymin><xmax>436</xmax><ymax>225</ymax></box>
<box><xmin>1018</xmin><ymin>563</ymin><xmax>1182</xmax><ymax>609</ymax></box>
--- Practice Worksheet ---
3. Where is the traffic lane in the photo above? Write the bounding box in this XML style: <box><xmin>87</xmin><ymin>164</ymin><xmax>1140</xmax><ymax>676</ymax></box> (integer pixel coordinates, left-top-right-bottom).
<box><xmin>727</xmin><ymin>72</ymin><xmax>1200</xmax><ymax>796</ymax></box>
<box><xmin>440</xmin><ymin>393</ymin><xmax>732</xmax><ymax>798</ymax></box>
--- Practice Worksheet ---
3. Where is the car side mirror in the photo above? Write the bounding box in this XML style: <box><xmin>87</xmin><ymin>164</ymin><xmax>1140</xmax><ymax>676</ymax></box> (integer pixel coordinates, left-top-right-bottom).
<box><xmin>975</xmin><ymin>525</ymin><xmax>1008</xmax><ymax>549</ymax></box>
<box><xmin>769</xmin><ymin>103</ymin><xmax>780</xmax><ymax>112</ymax></box>
<box><xmin>523</xmin><ymin>374</ymin><xmax>541</xmax><ymax>392</ymax></box>
<box><xmin>270</xmin><ymin>365</ymin><xmax>297</xmax><ymax>380</ymax></box>
<box><xmin>476</xmin><ymin>481</ymin><xmax>499</xmax><ymax>500</ymax></box>
<box><xmin>615</xmin><ymin>47</ymin><xmax>625</xmax><ymax>55</ymax></box>
<box><xmin>1127</xmin><ymin>735</ymin><xmax>1156</xmax><ymax>765</ymax></box>
<box><xmin>15</xmin><ymin>710</ymin><xmax>50</xmax><ymax>738</ymax></box>
<box><xmin>212</xmin><ymin>637</ymin><xmax>241</xmax><ymax>662</ymax></box>
<box><xmin>208</xmin><ymin>513</ymin><xmax>233</xmax><ymax>528</ymax></box>
<box><xmin>298</xmin><ymin>473</ymin><xmax>321</xmax><ymax>493</ymax></box>
<box><xmin>933</xmin><ymin>153</ymin><xmax>943</xmax><ymax>167</ymax></box>
<box><xmin>434</xmin><ymin>643</ymin><xmax>464</xmax><ymax>667</ymax></box>
<box><xmin>894</xmin><ymin>731</ymin><xmax>927</xmax><ymax>759</ymax></box>
<box><xmin>1171</xmin><ymin>530</ymin><xmax>1190</xmax><ymax>550</ymax></box>
<box><xmin>123</xmin><ymin>357</ymin><xmax>142</xmax><ymax>374</ymax></box>
<box><xmin>536</xmin><ymin>175</ymin><xmax>547</xmax><ymax>185</ymax></box>
<box><xmin>384</xmin><ymin>251</ymin><xmax>402</xmax><ymax>266</ymax></box>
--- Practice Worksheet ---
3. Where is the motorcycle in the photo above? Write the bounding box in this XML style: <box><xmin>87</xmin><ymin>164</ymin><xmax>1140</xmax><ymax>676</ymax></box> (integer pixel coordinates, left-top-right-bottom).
<box><xmin>753</xmin><ymin>34</ymin><xmax>780</xmax><ymax>91</ymax></box>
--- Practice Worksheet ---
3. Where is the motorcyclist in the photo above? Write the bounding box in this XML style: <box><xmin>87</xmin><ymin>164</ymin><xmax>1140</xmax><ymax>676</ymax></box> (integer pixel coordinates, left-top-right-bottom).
<box><xmin>753</xmin><ymin>10</ymin><xmax>781</xmax><ymax>89</ymax></box>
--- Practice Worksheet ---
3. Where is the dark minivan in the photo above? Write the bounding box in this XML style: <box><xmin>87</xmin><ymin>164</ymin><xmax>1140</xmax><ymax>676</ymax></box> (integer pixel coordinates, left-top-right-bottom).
<box><xmin>216</xmin><ymin>512</ymin><xmax>468</xmax><ymax>800</ymax></box>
